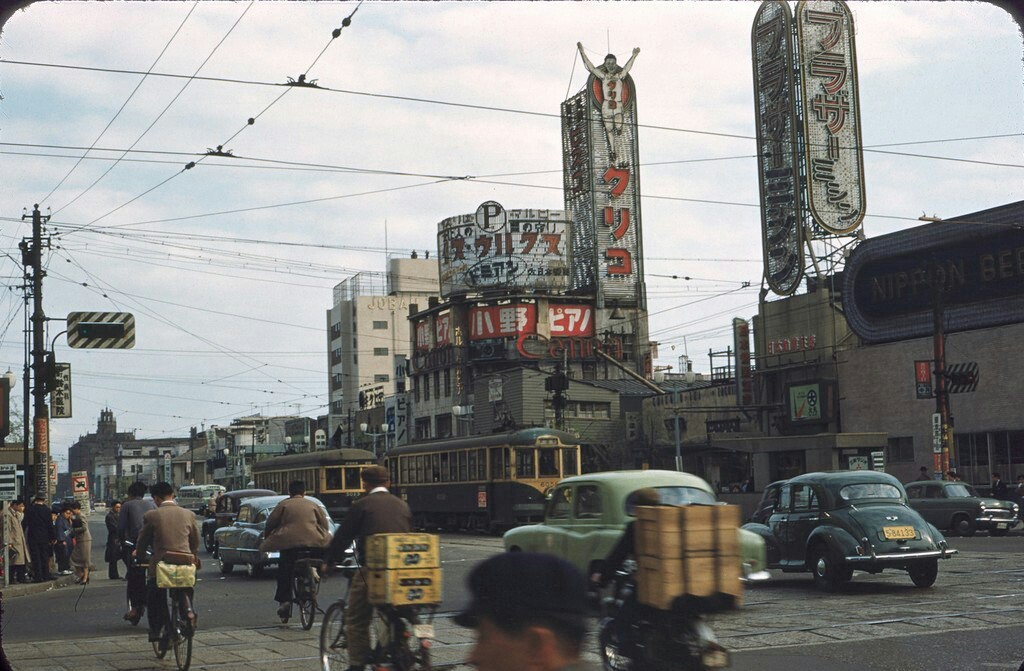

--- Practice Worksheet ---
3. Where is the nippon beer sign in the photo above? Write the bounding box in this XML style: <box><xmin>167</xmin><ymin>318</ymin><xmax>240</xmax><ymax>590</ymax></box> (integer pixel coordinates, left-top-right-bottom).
<box><xmin>437</xmin><ymin>202</ymin><xmax>570</xmax><ymax>297</ymax></box>
<box><xmin>752</xmin><ymin>0</ymin><xmax>804</xmax><ymax>296</ymax></box>
<box><xmin>562</xmin><ymin>44</ymin><xmax>644</xmax><ymax>305</ymax></box>
<box><xmin>796</xmin><ymin>0</ymin><xmax>866</xmax><ymax>235</ymax></box>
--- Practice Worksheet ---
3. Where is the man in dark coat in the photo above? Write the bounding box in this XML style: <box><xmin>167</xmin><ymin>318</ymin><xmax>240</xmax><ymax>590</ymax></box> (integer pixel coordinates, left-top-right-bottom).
<box><xmin>119</xmin><ymin>482</ymin><xmax>156</xmax><ymax>624</ymax></box>
<box><xmin>105</xmin><ymin>501</ymin><xmax>123</xmax><ymax>580</ymax></box>
<box><xmin>992</xmin><ymin>472</ymin><xmax>1009</xmax><ymax>500</ymax></box>
<box><xmin>323</xmin><ymin>465</ymin><xmax>412</xmax><ymax>671</ymax></box>
<box><xmin>22</xmin><ymin>495</ymin><xmax>56</xmax><ymax>582</ymax></box>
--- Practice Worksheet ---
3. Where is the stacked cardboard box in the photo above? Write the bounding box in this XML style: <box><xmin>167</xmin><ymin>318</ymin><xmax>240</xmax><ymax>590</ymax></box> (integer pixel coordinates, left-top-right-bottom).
<box><xmin>365</xmin><ymin>533</ymin><xmax>443</xmax><ymax>606</ymax></box>
<box><xmin>634</xmin><ymin>504</ymin><xmax>742</xmax><ymax>610</ymax></box>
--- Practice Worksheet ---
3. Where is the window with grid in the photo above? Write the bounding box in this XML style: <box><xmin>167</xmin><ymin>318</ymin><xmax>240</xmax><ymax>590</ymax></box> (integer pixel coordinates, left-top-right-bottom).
<box><xmin>373</xmin><ymin>347</ymin><xmax>389</xmax><ymax>356</ymax></box>
<box><xmin>372</xmin><ymin>320</ymin><xmax>388</xmax><ymax>330</ymax></box>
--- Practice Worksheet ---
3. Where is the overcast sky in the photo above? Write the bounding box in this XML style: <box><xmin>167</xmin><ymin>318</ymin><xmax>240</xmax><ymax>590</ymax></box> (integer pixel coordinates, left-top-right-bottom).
<box><xmin>0</xmin><ymin>1</ymin><xmax>1021</xmax><ymax>468</ymax></box>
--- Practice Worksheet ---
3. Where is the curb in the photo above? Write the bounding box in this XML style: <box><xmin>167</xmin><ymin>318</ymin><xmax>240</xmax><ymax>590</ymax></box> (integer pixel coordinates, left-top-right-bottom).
<box><xmin>1</xmin><ymin>574</ymin><xmax>80</xmax><ymax>599</ymax></box>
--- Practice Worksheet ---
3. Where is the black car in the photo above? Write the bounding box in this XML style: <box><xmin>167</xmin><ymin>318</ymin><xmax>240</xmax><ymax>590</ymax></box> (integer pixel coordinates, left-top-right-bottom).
<box><xmin>201</xmin><ymin>488</ymin><xmax>276</xmax><ymax>555</ymax></box>
<box><xmin>904</xmin><ymin>480</ymin><xmax>1018</xmax><ymax>536</ymax></box>
<box><xmin>742</xmin><ymin>471</ymin><xmax>956</xmax><ymax>591</ymax></box>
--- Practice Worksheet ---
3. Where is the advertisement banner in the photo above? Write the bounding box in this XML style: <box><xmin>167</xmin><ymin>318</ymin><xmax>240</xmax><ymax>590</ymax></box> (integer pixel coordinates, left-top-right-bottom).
<box><xmin>437</xmin><ymin>202</ymin><xmax>570</xmax><ymax>297</ymax></box>
<box><xmin>435</xmin><ymin>312</ymin><xmax>451</xmax><ymax>347</ymax></box>
<box><xmin>549</xmin><ymin>305</ymin><xmax>594</xmax><ymax>337</ymax></box>
<box><xmin>752</xmin><ymin>0</ymin><xmax>804</xmax><ymax>295</ymax></box>
<box><xmin>469</xmin><ymin>304</ymin><xmax>537</xmax><ymax>340</ymax></box>
<box><xmin>51</xmin><ymin>363</ymin><xmax>72</xmax><ymax>418</ymax></box>
<box><xmin>415</xmin><ymin>319</ymin><xmax>432</xmax><ymax>352</ymax></box>
<box><xmin>733</xmin><ymin>318</ymin><xmax>754</xmax><ymax>406</ymax></box>
<box><xmin>797</xmin><ymin>0</ymin><xmax>866</xmax><ymax>235</ymax></box>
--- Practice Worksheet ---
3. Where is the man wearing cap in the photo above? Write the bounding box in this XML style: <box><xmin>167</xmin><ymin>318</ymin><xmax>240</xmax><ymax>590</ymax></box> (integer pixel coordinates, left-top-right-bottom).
<box><xmin>322</xmin><ymin>465</ymin><xmax>412</xmax><ymax>671</ymax></box>
<box><xmin>456</xmin><ymin>552</ymin><xmax>601</xmax><ymax>671</ymax></box>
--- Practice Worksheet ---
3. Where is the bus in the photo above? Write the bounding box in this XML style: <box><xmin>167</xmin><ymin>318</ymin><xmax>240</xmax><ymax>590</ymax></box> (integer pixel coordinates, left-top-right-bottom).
<box><xmin>176</xmin><ymin>484</ymin><xmax>226</xmax><ymax>513</ymax></box>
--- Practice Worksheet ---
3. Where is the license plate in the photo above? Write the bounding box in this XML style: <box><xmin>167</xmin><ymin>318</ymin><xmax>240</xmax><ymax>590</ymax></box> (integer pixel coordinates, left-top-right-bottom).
<box><xmin>997</xmin><ymin>523</ymin><xmax>1008</xmax><ymax>529</ymax></box>
<box><xmin>266</xmin><ymin>552</ymin><xmax>280</xmax><ymax>559</ymax></box>
<box><xmin>883</xmin><ymin>525</ymin><xmax>916</xmax><ymax>540</ymax></box>
<box><xmin>413</xmin><ymin>624</ymin><xmax>434</xmax><ymax>639</ymax></box>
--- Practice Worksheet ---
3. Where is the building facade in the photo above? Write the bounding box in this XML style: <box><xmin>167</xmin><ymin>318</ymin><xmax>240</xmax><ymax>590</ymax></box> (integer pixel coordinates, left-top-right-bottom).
<box><xmin>326</xmin><ymin>256</ymin><xmax>439</xmax><ymax>446</ymax></box>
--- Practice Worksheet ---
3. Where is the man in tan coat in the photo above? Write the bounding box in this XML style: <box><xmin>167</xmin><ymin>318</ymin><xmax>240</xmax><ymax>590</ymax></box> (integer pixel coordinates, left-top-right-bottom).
<box><xmin>135</xmin><ymin>482</ymin><xmax>200</xmax><ymax>643</ymax></box>
<box><xmin>261</xmin><ymin>480</ymin><xmax>331</xmax><ymax>621</ymax></box>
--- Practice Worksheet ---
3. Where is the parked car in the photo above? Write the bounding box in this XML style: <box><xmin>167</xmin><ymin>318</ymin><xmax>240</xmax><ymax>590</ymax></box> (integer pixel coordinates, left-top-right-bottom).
<box><xmin>747</xmin><ymin>480</ymin><xmax>784</xmax><ymax>525</ymax></box>
<box><xmin>742</xmin><ymin>471</ymin><xmax>956</xmax><ymax>591</ymax></box>
<box><xmin>215</xmin><ymin>494</ymin><xmax>336</xmax><ymax>577</ymax></box>
<box><xmin>502</xmin><ymin>470</ymin><xmax>768</xmax><ymax>580</ymax></box>
<box><xmin>904</xmin><ymin>479</ymin><xmax>1018</xmax><ymax>536</ymax></box>
<box><xmin>201</xmin><ymin>488</ymin><xmax>277</xmax><ymax>555</ymax></box>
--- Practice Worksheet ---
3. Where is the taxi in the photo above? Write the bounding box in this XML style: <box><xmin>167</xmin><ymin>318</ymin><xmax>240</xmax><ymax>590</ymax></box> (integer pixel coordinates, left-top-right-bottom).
<box><xmin>742</xmin><ymin>471</ymin><xmax>956</xmax><ymax>591</ymax></box>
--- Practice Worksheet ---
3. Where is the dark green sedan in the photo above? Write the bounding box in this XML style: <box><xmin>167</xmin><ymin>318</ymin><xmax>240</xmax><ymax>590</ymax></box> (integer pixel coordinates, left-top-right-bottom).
<box><xmin>742</xmin><ymin>471</ymin><xmax>956</xmax><ymax>591</ymax></box>
<box><xmin>904</xmin><ymin>480</ymin><xmax>1018</xmax><ymax>537</ymax></box>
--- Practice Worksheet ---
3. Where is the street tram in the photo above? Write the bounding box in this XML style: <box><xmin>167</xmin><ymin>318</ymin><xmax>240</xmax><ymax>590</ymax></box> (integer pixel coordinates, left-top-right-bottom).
<box><xmin>384</xmin><ymin>428</ymin><xmax>582</xmax><ymax>532</ymax></box>
<box><xmin>251</xmin><ymin>447</ymin><xmax>376</xmax><ymax>519</ymax></box>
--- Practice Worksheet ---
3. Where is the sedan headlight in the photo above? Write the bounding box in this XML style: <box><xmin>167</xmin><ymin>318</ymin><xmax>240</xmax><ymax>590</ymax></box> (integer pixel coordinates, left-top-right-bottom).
<box><xmin>1014</xmin><ymin>504</ymin><xmax>1020</xmax><ymax>513</ymax></box>
<box><xmin>980</xmin><ymin>503</ymin><xmax>987</xmax><ymax>511</ymax></box>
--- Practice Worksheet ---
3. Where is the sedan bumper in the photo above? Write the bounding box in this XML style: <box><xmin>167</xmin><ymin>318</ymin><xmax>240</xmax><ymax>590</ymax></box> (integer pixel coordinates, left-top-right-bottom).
<box><xmin>845</xmin><ymin>547</ymin><xmax>958</xmax><ymax>563</ymax></box>
<box><xmin>976</xmin><ymin>516</ymin><xmax>1018</xmax><ymax>529</ymax></box>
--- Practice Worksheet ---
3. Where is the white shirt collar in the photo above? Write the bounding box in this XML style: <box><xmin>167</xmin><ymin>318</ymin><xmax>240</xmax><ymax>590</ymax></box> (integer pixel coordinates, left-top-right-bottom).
<box><xmin>369</xmin><ymin>486</ymin><xmax>389</xmax><ymax>494</ymax></box>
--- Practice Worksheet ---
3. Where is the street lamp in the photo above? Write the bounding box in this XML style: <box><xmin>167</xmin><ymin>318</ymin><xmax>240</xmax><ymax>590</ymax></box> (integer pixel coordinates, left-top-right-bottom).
<box><xmin>360</xmin><ymin>422</ymin><xmax>388</xmax><ymax>458</ymax></box>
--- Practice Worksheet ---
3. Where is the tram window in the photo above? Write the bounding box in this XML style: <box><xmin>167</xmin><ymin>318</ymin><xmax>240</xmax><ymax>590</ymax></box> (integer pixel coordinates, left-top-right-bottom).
<box><xmin>468</xmin><ymin>451</ymin><xmax>477</xmax><ymax>481</ymax></box>
<box><xmin>562</xmin><ymin>448</ymin><xmax>578</xmax><ymax>476</ymax></box>
<box><xmin>490</xmin><ymin>448</ymin><xmax>506</xmax><ymax>480</ymax></box>
<box><xmin>440</xmin><ymin>453</ymin><xmax>450</xmax><ymax>482</ymax></box>
<box><xmin>388</xmin><ymin>461</ymin><xmax>398</xmax><ymax>485</ymax></box>
<box><xmin>459</xmin><ymin>451</ymin><xmax>469</xmax><ymax>481</ymax></box>
<box><xmin>417</xmin><ymin>455</ymin><xmax>426</xmax><ymax>484</ymax></box>
<box><xmin>325</xmin><ymin>468</ymin><xmax>342</xmax><ymax>491</ymax></box>
<box><xmin>449</xmin><ymin>453</ymin><xmax>458</xmax><ymax>481</ymax></box>
<box><xmin>400</xmin><ymin>457</ymin><xmax>409</xmax><ymax>485</ymax></box>
<box><xmin>344</xmin><ymin>467</ymin><xmax>361</xmax><ymax>490</ymax></box>
<box><xmin>547</xmin><ymin>486</ymin><xmax>572</xmax><ymax>520</ymax></box>
<box><xmin>538</xmin><ymin>448</ymin><xmax>559</xmax><ymax>477</ymax></box>
<box><xmin>432</xmin><ymin>454</ymin><xmax>441</xmax><ymax>482</ymax></box>
<box><xmin>477</xmin><ymin>449</ymin><xmax>487</xmax><ymax>480</ymax></box>
<box><xmin>516</xmin><ymin>449</ymin><xmax>536</xmax><ymax>479</ymax></box>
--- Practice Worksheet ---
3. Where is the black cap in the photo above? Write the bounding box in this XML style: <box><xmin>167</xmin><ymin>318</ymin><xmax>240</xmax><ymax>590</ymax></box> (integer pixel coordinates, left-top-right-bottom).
<box><xmin>454</xmin><ymin>552</ymin><xmax>589</xmax><ymax>628</ymax></box>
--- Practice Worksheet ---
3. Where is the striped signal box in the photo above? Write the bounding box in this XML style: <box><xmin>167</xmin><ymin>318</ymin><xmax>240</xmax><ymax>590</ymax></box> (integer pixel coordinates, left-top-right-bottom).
<box><xmin>67</xmin><ymin>312</ymin><xmax>135</xmax><ymax>349</ymax></box>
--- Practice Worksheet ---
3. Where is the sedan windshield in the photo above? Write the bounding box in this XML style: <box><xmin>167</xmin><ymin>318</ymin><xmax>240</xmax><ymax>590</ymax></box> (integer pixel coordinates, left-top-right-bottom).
<box><xmin>625</xmin><ymin>486</ymin><xmax>716</xmax><ymax>515</ymax></box>
<box><xmin>839</xmin><ymin>483</ymin><xmax>903</xmax><ymax>502</ymax></box>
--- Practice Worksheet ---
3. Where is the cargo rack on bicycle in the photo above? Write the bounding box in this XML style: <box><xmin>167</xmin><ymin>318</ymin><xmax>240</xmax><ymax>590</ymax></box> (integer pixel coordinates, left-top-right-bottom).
<box><xmin>364</xmin><ymin>533</ymin><xmax>442</xmax><ymax>607</ymax></box>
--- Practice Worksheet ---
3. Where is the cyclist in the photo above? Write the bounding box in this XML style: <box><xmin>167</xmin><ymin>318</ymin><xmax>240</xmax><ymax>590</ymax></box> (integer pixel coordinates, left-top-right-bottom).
<box><xmin>135</xmin><ymin>482</ymin><xmax>200</xmax><ymax>644</ymax></box>
<box><xmin>259</xmin><ymin>479</ymin><xmax>331</xmax><ymax>621</ymax></box>
<box><xmin>322</xmin><ymin>465</ymin><xmax>412</xmax><ymax>671</ymax></box>
<box><xmin>455</xmin><ymin>552</ymin><xmax>600</xmax><ymax>671</ymax></box>
<box><xmin>119</xmin><ymin>481</ymin><xmax>156</xmax><ymax>625</ymax></box>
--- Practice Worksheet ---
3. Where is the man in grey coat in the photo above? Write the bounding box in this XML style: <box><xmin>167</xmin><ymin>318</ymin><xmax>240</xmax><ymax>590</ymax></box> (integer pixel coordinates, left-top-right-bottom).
<box><xmin>118</xmin><ymin>481</ymin><xmax>156</xmax><ymax>624</ymax></box>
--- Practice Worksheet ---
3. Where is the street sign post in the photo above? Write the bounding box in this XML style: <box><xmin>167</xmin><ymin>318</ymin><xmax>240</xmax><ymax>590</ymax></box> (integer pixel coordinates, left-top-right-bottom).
<box><xmin>0</xmin><ymin>464</ymin><xmax>17</xmax><ymax>501</ymax></box>
<box><xmin>932</xmin><ymin>413</ymin><xmax>943</xmax><ymax>454</ymax></box>
<box><xmin>51</xmin><ymin>363</ymin><xmax>72</xmax><ymax>418</ymax></box>
<box><xmin>914</xmin><ymin>360</ymin><xmax>933</xmax><ymax>399</ymax></box>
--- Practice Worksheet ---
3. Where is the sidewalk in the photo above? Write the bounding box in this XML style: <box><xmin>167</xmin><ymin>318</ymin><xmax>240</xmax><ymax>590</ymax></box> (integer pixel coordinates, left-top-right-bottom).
<box><xmin>1</xmin><ymin>572</ymin><xmax>81</xmax><ymax>598</ymax></box>
<box><xmin>1</xmin><ymin>613</ymin><xmax>603</xmax><ymax>671</ymax></box>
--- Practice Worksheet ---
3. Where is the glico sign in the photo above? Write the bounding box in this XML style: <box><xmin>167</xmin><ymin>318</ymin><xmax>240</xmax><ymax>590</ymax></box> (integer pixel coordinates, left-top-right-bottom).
<box><xmin>437</xmin><ymin>201</ymin><xmax>570</xmax><ymax>297</ymax></box>
<box><xmin>752</xmin><ymin>0</ymin><xmax>803</xmax><ymax>296</ymax></box>
<box><xmin>796</xmin><ymin>0</ymin><xmax>866</xmax><ymax>235</ymax></box>
<box><xmin>844</xmin><ymin>213</ymin><xmax>1024</xmax><ymax>343</ymax></box>
<box><xmin>561</xmin><ymin>44</ymin><xmax>643</xmax><ymax>306</ymax></box>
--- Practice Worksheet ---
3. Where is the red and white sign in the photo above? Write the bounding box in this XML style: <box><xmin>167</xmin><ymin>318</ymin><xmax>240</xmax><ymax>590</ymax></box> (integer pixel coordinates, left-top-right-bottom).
<box><xmin>415</xmin><ymin>319</ymin><xmax>432</xmax><ymax>352</ymax></box>
<box><xmin>71</xmin><ymin>471</ymin><xmax>89</xmax><ymax>494</ymax></box>
<box><xmin>766</xmin><ymin>334</ymin><xmax>817</xmax><ymax>355</ymax></box>
<box><xmin>469</xmin><ymin>304</ymin><xmax>537</xmax><ymax>340</ymax></box>
<box><xmin>435</xmin><ymin>312</ymin><xmax>451</xmax><ymax>347</ymax></box>
<box><xmin>549</xmin><ymin>305</ymin><xmax>593</xmax><ymax>337</ymax></box>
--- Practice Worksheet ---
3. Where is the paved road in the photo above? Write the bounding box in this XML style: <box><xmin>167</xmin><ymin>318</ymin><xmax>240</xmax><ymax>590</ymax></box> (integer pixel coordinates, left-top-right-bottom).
<box><xmin>4</xmin><ymin>519</ymin><xmax>1024</xmax><ymax>670</ymax></box>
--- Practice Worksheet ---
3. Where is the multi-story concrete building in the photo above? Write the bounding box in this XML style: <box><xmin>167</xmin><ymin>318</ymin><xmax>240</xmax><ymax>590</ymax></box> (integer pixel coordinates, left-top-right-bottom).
<box><xmin>326</xmin><ymin>256</ymin><xmax>439</xmax><ymax>446</ymax></box>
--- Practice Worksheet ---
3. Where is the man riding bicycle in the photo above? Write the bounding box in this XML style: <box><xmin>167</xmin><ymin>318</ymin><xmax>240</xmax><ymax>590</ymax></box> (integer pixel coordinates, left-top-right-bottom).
<box><xmin>135</xmin><ymin>481</ymin><xmax>200</xmax><ymax>644</ymax></box>
<box><xmin>322</xmin><ymin>465</ymin><xmax>412</xmax><ymax>671</ymax></box>
<box><xmin>259</xmin><ymin>479</ymin><xmax>331</xmax><ymax>621</ymax></box>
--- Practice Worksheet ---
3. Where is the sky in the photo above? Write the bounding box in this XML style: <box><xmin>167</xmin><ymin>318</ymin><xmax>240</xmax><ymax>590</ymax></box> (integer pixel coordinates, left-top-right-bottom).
<box><xmin>0</xmin><ymin>1</ymin><xmax>1021</xmax><ymax>470</ymax></box>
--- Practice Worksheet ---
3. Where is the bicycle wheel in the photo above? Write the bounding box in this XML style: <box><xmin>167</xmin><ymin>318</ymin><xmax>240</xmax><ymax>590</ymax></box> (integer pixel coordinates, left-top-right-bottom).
<box><xmin>153</xmin><ymin>637</ymin><xmax>168</xmax><ymax>660</ymax></box>
<box><xmin>295</xmin><ymin>571</ymin><xmax>316</xmax><ymax>630</ymax></box>
<box><xmin>320</xmin><ymin>601</ymin><xmax>348</xmax><ymax>671</ymax></box>
<box><xmin>173</xmin><ymin>595</ymin><xmax>194</xmax><ymax>671</ymax></box>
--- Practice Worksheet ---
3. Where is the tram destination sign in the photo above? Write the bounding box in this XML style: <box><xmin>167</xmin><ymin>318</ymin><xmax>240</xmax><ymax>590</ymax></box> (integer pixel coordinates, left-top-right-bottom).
<box><xmin>844</xmin><ymin>217</ymin><xmax>1024</xmax><ymax>343</ymax></box>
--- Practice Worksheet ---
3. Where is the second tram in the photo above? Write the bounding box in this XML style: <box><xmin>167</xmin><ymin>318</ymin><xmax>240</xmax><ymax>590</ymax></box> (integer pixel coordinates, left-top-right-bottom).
<box><xmin>251</xmin><ymin>447</ymin><xmax>376</xmax><ymax>519</ymax></box>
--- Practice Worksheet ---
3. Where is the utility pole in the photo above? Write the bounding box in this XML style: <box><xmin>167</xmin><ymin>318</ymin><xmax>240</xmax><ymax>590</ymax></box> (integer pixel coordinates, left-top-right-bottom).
<box><xmin>22</xmin><ymin>205</ymin><xmax>51</xmax><ymax>499</ymax></box>
<box><xmin>673</xmin><ymin>388</ymin><xmax>682</xmax><ymax>472</ymax></box>
<box><xmin>933</xmin><ymin>283</ymin><xmax>951</xmax><ymax>479</ymax></box>
<box><xmin>189</xmin><ymin>426</ymin><xmax>197</xmax><ymax>485</ymax></box>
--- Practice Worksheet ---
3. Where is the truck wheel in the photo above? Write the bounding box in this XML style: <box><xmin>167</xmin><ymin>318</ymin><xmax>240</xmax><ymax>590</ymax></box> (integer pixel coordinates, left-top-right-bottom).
<box><xmin>909</xmin><ymin>558</ymin><xmax>938</xmax><ymax>588</ymax></box>
<box><xmin>952</xmin><ymin>514</ymin><xmax>975</xmax><ymax>537</ymax></box>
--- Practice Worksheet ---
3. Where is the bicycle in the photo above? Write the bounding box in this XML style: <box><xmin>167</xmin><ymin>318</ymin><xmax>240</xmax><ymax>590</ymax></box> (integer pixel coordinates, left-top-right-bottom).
<box><xmin>319</xmin><ymin>564</ymin><xmax>435</xmax><ymax>671</ymax></box>
<box><xmin>292</xmin><ymin>548</ymin><xmax>323</xmax><ymax>631</ymax></box>
<box><xmin>152</xmin><ymin>585</ymin><xmax>196</xmax><ymax>671</ymax></box>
